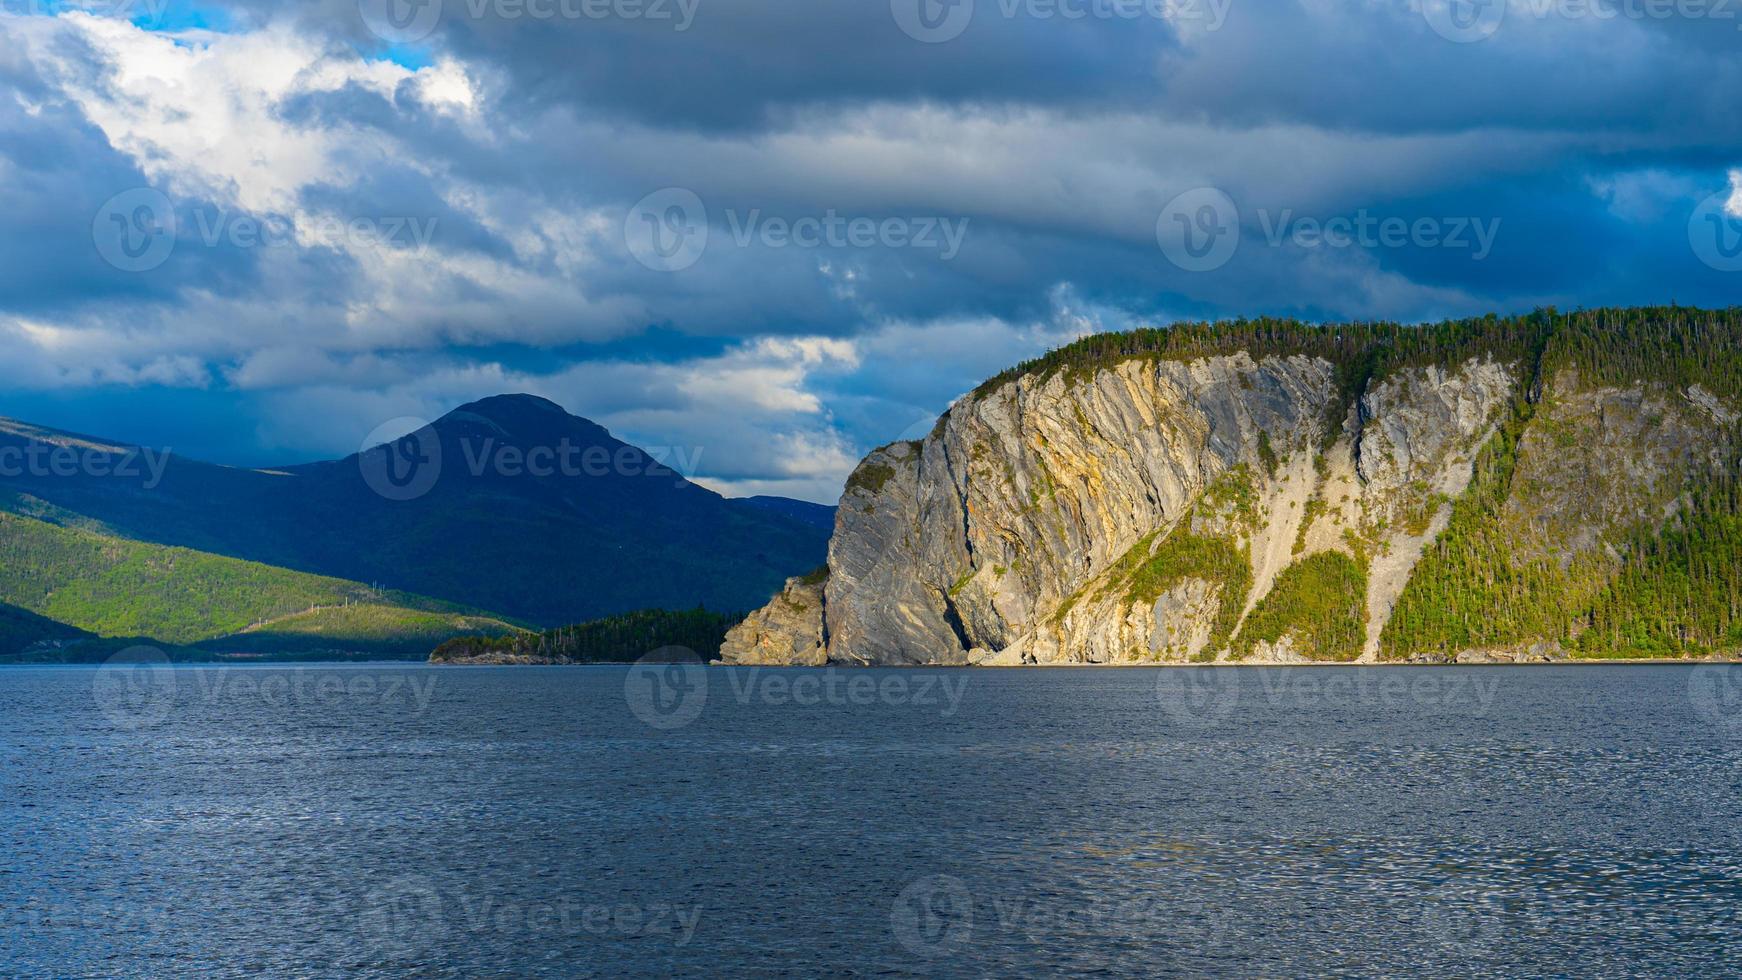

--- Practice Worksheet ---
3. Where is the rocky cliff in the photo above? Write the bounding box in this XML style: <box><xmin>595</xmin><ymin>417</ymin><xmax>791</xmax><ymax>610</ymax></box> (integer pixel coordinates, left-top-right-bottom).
<box><xmin>719</xmin><ymin>309</ymin><xmax>1742</xmax><ymax>665</ymax></box>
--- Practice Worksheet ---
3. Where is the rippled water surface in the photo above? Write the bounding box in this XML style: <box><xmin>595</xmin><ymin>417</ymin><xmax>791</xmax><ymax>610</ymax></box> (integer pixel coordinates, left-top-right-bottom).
<box><xmin>4</xmin><ymin>663</ymin><xmax>1742</xmax><ymax>977</ymax></box>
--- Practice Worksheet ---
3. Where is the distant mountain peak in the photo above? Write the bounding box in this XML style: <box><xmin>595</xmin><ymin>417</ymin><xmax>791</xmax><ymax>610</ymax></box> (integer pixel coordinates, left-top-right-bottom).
<box><xmin>454</xmin><ymin>393</ymin><xmax>567</xmax><ymax>417</ymax></box>
<box><xmin>0</xmin><ymin>395</ymin><xmax>836</xmax><ymax>629</ymax></box>
<box><xmin>435</xmin><ymin>393</ymin><xmax>612</xmax><ymax>446</ymax></box>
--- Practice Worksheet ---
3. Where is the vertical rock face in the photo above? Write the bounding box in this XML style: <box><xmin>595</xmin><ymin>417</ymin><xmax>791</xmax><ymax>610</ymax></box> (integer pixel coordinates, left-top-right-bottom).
<box><xmin>828</xmin><ymin>353</ymin><xmax>1337</xmax><ymax>665</ymax></box>
<box><xmin>734</xmin><ymin>318</ymin><xmax>1742</xmax><ymax>665</ymax></box>
<box><xmin>717</xmin><ymin>572</ymin><xmax>828</xmax><ymax>665</ymax></box>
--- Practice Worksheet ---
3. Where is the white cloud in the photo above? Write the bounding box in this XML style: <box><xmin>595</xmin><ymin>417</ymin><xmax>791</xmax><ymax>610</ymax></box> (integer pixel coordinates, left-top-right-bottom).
<box><xmin>2</xmin><ymin>0</ymin><xmax>1739</xmax><ymax>499</ymax></box>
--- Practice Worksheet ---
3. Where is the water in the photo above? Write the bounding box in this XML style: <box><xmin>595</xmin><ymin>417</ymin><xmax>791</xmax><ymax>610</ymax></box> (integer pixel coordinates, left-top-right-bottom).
<box><xmin>3</xmin><ymin>661</ymin><xmax>1742</xmax><ymax>977</ymax></box>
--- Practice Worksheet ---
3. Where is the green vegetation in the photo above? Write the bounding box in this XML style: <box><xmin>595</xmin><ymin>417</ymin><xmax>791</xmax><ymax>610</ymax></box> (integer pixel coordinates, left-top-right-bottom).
<box><xmin>1123</xmin><ymin>534</ymin><xmax>1251</xmax><ymax>661</ymax></box>
<box><xmin>1082</xmin><ymin>465</ymin><xmax>1264</xmax><ymax>658</ymax></box>
<box><xmin>1198</xmin><ymin>464</ymin><xmax>1261</xmax><ymax>528</ymax></box>
<box><xmin>846</xmin><ymin>461</ymin><xmax>896</xmax><ymax>496</ymax></box>
<box><xmin>1575</xmin><ymin>468</ymin><xmax>1742</xmax><ymax>656</ymax></box>
<box><xmin>0</xmin><ymin>394</ymin><xmax>833</xmax><ymax>630</ymax></box>
<box><xmin>1238</xmin><ymin>551</ymin><xmax>1369</xmax><ymax>662</ymax></box>
<box><xmin>0</xmin><ymin>511</ymin><xmax>519</xmax><ymax>658</ymax></box>
<box><xmin>1545</xmin><ymin>305</ymin><xmax>1742</xmax><ymax>398</ymax></box>
<box><xmin>1377</xmin><ymin>395</ymin><xmax>1575</xmax><ymax>657</ymax></box>
<box><xmin>0</xmin><ymin>600</ymin><xmax>88</xmax><ymax>657</ymax></box>
<box><xmin>949</xmin><ymin>568</ymin><xmax>976</xmax><ymax>596</ymax></box>
<box><xmin>431</xmin><ymin>607</ymin><xmax>746</xmax><ymax>663</ymax></box>
<box><xmin>196</xmin><ymin>604</ymin><xmax>523</xmax><ymax>658</ymax></box>
<box><xmin>1293</xmin><ymin>496</ymin><xmax>1327</xmax><ymax>555</ymax></box>
<box><xmin>0</xmin><ymin>511</ymin><xmax>369</xmax><ymax>643</ymax></box>
<box><xmin>973</xmin><ymin>310</ymin><xmax>1553</xmax><ymax>399</ymax></box>
<box><xmin>1376</xmin><ymin>307</ymin><xmax>1742</xmax><ymax>659</ymax></box>
<box><xmin>1256</xmin><ymin>430</ymin><xmax>1278</xmax><ymax>477</ymax></box>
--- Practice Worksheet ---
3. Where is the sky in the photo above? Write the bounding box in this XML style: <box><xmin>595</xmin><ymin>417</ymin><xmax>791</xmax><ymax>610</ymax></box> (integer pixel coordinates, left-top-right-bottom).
<box><xmin>0</xmin><ymin>0</ymin><xmax>1739</xmax><ymax>503</ymax></box>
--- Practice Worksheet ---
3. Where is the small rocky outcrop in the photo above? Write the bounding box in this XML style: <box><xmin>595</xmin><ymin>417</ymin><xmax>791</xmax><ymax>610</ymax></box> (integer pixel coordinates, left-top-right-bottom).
<box><xmin>717</xmin><ymin>571</ymin><xmax>829</xmax><ymax>665</ymax></box>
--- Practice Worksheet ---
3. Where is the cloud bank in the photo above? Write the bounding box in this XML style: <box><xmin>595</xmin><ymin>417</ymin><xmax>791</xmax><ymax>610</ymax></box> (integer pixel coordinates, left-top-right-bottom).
<box><xmin>0</xmin><ymin>0</ymin><xmax>1737</xmax><ymax>501</ymax></box>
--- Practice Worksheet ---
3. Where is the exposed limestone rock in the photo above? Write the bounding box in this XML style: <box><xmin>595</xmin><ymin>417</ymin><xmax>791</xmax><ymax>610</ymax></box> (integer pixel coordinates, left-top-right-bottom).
<box><xmin>732</xmin><ymin>342</ymin><xmax>1737</xmax><ymax>666</ymax></box>
<box><xmin>717</xmin><ymin>573</ymin><xmax>828</xmax><ymax>666</ymax></box>
<box><xmin>1148</xmin><ymin>578</ymin><xmax>1222</xmax><ymax>661</ymax></box>
<box><xmin>1246</xmin><ymin>633</ymin><xmax>1315</xmax><ymax>664</ymax></box>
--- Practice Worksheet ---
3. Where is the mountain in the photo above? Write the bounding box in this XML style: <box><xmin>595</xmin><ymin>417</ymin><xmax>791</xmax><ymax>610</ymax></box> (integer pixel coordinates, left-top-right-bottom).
<box><xmin>0</xmin><ymin>599</ymin><xmax>90</xmax><ymax>658</ymax></box>
<box><xmin>722</xmin><ymin>307</ymin><xmax>1742</xmax><ymax>665</ymax></box>
<box><xmin>0</xmin><ymin>510</ymin><xmax>522</xmax><ymax>660</ymax></box>
<box><xmin>0</xmin><ymin>395</ymin><xmax>832</xmax><ymax>630</ymax></box>
<box><xmin>736</xmin><ymin>496</ymin><xmax>837</xmax><ymax>533</ymax></box>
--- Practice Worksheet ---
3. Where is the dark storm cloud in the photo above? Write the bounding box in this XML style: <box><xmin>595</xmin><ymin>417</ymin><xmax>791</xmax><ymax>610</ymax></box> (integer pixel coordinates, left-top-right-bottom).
<box><xmin>221</xmin><ymin>0</ymin><xmax>1185</xmax><ymax>128</ymax></box>
<box><xmin>0</xmin><ymin>0</ymin><xmax>1738</xmax><ymax>501</ymax></box>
